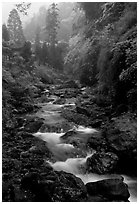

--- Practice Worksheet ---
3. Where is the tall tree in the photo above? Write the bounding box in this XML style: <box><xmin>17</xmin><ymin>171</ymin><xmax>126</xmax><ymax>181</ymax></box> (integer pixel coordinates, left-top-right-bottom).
<box><xmin>45</xmin><ymin>3</ymin><xmax>59</xmax><ymax>68</ymax></box>
<box><xmin>34</xmin><ymin>26</ymin><xmax>41</xmax><ymax>65</ymax></box>
<box><xmin>15</xmin><ymin>2</ymin><xmax>31</xmax><ymax>15</ymax></box>
<box><xmin>41</xmin><ymin>42</ymin><xmax>48</xmax><ymax>65</ymax></box>
<box><xmin>7</xmin><ymin>9</ymin><xmax>25</xmax><ymax>46</ymax></box>
<box><xmin>21</xmin><ymin>41</ymin><xmax>32</xmax><ymax>62</ymax></box>
<box><xmin>46</xmin><ymin>3</ymin><xmax>59</xmax><ymax>48</ymax></box>
<box><xmin>2</xmin><ymin>24</ymin><xmax>10</xmax><ymax>41</ymax></box>
<box><xmin>39</xmin><ymin>6</ymin><xmax>47</xmax><ymax>27</ymax></box>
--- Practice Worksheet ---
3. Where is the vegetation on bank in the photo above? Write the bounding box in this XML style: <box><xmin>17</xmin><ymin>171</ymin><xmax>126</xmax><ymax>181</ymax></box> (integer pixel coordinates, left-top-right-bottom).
<box><xmin>65</xmin><ymin>2</ymin><xmax>137</xmax><ymax>111</ymax></box>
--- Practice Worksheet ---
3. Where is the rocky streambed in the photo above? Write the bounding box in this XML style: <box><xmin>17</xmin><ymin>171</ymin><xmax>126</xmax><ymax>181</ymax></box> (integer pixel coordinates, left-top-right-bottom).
<box><xmin>2</xmin><ymin>82</ymin><xmax>137</xmax><ymax>202</ymax></box>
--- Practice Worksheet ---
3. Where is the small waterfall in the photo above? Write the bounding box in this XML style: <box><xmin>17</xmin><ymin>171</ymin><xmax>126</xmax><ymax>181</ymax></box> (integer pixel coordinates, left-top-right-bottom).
<box><xmin>49</xmin><ymin>156</ymin><xmax>137</xmax><ymax>202</ymax></box>
<box><xmin>33</xmin><ymin>131</ymin><xmax>81</xmax><ymax>161</ymax></box>
<box><xmin>33</xmin><ymin>132</ymin><xmax>64</xmax><ymax>145</ymax></box>
<box><xmin>56</xmin><ymin>143</ymin><xmax>74</xmax><ymax>149</ymax></box>
<box><xmin>123</xmin><ymin>175</ymin><xmax>137</xmax><ymax>202</ymax></box>
<box><xmin>34</xmin><ymin>98</ymin><xmax>137</xmax><ymax>202</ymax></box>
<box><xmin>49</xmin><ymin>153</ymin><xmax>93</xmax><ymax>174</ymax></box>
<box><xmin>75</xmin><ymin>125</ymin><xmax>98</xmax><ymax>134</ymax></box>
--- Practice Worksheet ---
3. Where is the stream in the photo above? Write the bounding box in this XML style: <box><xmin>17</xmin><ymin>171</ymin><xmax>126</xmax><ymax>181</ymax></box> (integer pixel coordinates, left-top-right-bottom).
<box><xmin>33</xmin><ymin>93</ymin><xmax>137</xmax><ymax>202</ymax></box>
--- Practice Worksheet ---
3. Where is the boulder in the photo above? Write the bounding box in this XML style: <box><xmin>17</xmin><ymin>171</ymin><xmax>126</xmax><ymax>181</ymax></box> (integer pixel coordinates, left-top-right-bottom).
<box><xmin>28</xmin><ymin>142</ymin><xmax>51</xmax><ymax>157</ymax></box>
<box><xmin>29</xmin><ymin>145</ymin><xmax>45</xmax><ymax>155</ymax></box>
<box><xmin>20</xmin><ymin>151</ymin><xmax>30</xmax><ymax>158</ymax></box>
<box><xmin>64</xmin><ymin>89</ymin><xmax>80</xmax><ymax>98</ymax></box>
<box><xmin>61</xmin><ymin>130</ymin><xmax>78</xmax><ymax>140</ymax></box>
<box><xmin>87</xmin><ymin>131</ymin><xmax>107</xmax><ymax>151</ymax></box>
<box><xmin>60</xmin><ymin>130</ymin><xmax>88</xmax><ymax>151</ymax></box>
<box><xmin>86</xmin><ymin>178</ymin><xmax>130</xmax><ymax>201</ymax></box>
<box><xmin>86</xmin><ymin>152</ymin><xmax>118</xmax><ymax>174</ymax></box>
<box><xmin>49</xmin><ymin>171</ymin><xmax>87</xmax><ymax>202</ymax></box>
<box><xmin>21</xmin><ymin>172</ymin><xmax>39</xmax><ymax>191</ymax></box>
<box><xmin>53</xmin><ymin>98</ymin><xmax>66</xmax><ymax>105</ymax></box>
<box><xmin>76</xmin><ymin>106</ymin><xmax>91</xmax><ymax>117</ymax></box>
<box><xmin>106</xmin><ymin>128</ymin><xmax>137</xmax><ymax>174</ymax></box>
<box><xmin>21</xmin><ymin>170</ymin><xmax>87</xmax><ymax>202</ymax></box>
<box><xmin>107</xmin><ymin>131</ymin><xmax>136</xmax><ymax>154</ymax></box>
<box><xmin>89</xmin><ymin>119</ymin><xmax>103</xmax><ymax>128</ymax></box>
<box><xmin>23</xmin><ymin>118</ymin><xmax>44</xmax><ymax>133</ymax></box>
<box><xmin>62</xmin><ymin>80</ymin><xmax>79</xmax><ymax>89</ymax></box>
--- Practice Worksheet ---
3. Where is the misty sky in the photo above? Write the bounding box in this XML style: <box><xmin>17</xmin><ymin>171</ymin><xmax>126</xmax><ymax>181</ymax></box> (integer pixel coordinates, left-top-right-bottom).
<box><xmin>2</xmin><ymin>2</ymin><xmax>51</xmax><ymax>24</ymax></box>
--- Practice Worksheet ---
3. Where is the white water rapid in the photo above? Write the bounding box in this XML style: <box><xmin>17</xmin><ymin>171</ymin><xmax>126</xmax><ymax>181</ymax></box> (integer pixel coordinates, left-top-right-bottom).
<box><xmin>34</xmin><ymin>96</ymin><xmax>137</xmax><ymax>202</ymax></box>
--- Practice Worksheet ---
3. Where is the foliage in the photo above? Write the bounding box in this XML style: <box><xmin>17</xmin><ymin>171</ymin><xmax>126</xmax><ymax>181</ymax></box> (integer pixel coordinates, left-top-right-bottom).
<box><xmin>23</xmin><ymin>3</ymin><xmax>74</xmax><ymax>42</ymax></box>
<box><xmin>79</xmin><ymin>2</ymin><xmax>103</xmax><ymax>21</ymax></box>
<box><xmin>45</xmin><ymin>3</ymin><xmax>59</xmax><ymax>47</ymax></box>
<box><xmin>2</xmin><ymin>46</ymin><xmax>47</xmax><ymax>130</ymax></box>
<box><xmin>44</xmin><ymin>3</ymin><xmax>67</xmax><ymax>70</ymax></box>
<box><xmin>34</xmin><ymin>26</ymin><xmax>41</xmax><ymax>64</ymax></box>
<box><xmin>65</xmin><ymin>2</ymin><xmax>137</xmax><ymax>111</ymax></box>
<box><xmin>7</xmin><ymin>9</ymin><xmax>25</xmax><ymax>46</ymax></box>
<box><xmin>15</xmin><ymin>3</ymin><xmax>31</xmax><ymax>15</ymax></box>
<box><xmin>41</xmin><ymin>42</ymin><xmax>48</xmax><ymax>65</ymax></box>
<box><xmin>21</xmin><ymin>41</ymin><xmax>32</xmax><ymax>62</ymax></box>
<box><xmin>2</xmin><ymin>24</ymin><xmax>10</xmax><ymax>41</ymax></box>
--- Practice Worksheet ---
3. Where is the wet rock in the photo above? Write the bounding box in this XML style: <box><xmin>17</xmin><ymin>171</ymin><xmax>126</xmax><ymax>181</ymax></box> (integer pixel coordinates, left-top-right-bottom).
<box><xmin>54</xmin><ymin>88</ymin><xmax>79</xmax><ymax>98</ymax></box>
<box><xmin>3</xmin><ymin>173</ymin><xmax>11</xmax><ymax>181</ymax></box>
<box><xmin>86</xmin><ymin>178</ymin><xmax>130</xmax><ymax>201</ymax></box>
<box><xmin>18</xmin><ymin>132</ymin><xmax>34</xmax><ymax>140</ymax></box>
<box><xmin>82</xmin><ymin>93</ymin><xmax>89</xmax><ymax>99</ymax></box>
<box><xmin>28</xmin><ymin>143</ymin><xmax>51</xmax><ymax>157</ymax></box>
<box><xmin>86</xmin><ymin>194</ymin><xmax>110</xmax><ymax>202</ymax></box>
<box><xmin>53</xmin><ymin>98</ymin><xmax>66</xmax><ymax>105</ymax></box>
<box><xmin>50</xmin><ymin>171</ymin><xmax>87</xmax><ymax>202</ymax></box>
<box><xmin>87</xmin><ymin>132</ymin><xmax>107</xmax><ymax>151</ymax></box>
<box><xmin>20</xmin><ymin>151</ymin><xmax>30</xmax><ymax>158</ymax></box>
<box><xmin>16</xmin><ymin>117</ymin><xmax>25</xmax><ymax>127</ymax></box>
<box><xmin>29</xmin><ymin>146</ymin><xmax>39</xmax><ymax>153</ymax></box>
<box><xmin>62</xmin><ymin>107</ymin><xmax>90</xmax><ymax>126</ymax></box>
<box><xmin>3</xmin><ymin>182</ymin><xmax>15</xmax><ymax>202</ymax></box>
<box><xmin>34</xmin><ymin>83</ymin><xmax>46</xmax><ymax>92</ymax></box>
<box><xmin>39</xmin><ymin>123</ymin><xmax>62</xmax><ymax>133</ymax></box>
<box><xmin>43</xmin><ymin>162</ymin><xmax>54</xmax><ymax>172</ymax></box>
<box><xmin>106</xmin><ymin>128</ymin><xmax>137</xmax><ymax>174</ymax></box>
<box><xmin>76</xmin><ymin>105</ymin><xmax>91</xmax><ymax>117</ymax></box>
<box><xmin>115</xmin><ymin>104</ymin><xmax>128</xmax><ymax>116</ymax></box>
<box><xmin>39</xmin><ymin>96</ymin><xmax>52</xmax><ymax>103</ymax></box>
<box><xmin>23</xmin><ymin>118</ymin><xmax>44</xmax><ymax>133</ymax></box>
<box><xmin>32</xmin><ymin>181</ymin><xmax>52</xmax><ymax>202</ymax></box>
<box><xmin>3</xmin><ymin>158</ymin><xmax>18</xmax><ymax>172</ymax></box>
<box><xmin>21</xmin><ymin>170</ymin><xmax>87</xmax><ymax>202</ymax></box>
<box><xmin>23</xmin><ymin>103</ymin><xmax>35</xmax><ymax>112</ymax></box>
<box><xmin>89</xmin><ymin>119</ymin><xmax>103</xmax><ymax>128</ymax></box>
<box><xmin>61</xmin><ymin>130</ymin><xmax>78</xmax><ymax>140</ymax></box>
<box><xmin>7</xmin><ymin>147</ymin><xmax>21</xmax><ymax>159</ymax></box>
<box><xmin>86</xmin><ymin>152</ymin><xmax>118</xmax><ymax>174</ymax></box>
<box><xmin>21</xmin><ymin>172</ymin><xmax>39</xmax><ymax>191</ymax></box>
<box><xmin>60</xmin><ymin>80</ymin><xmax>79</xmax><ymax>89</ymax></box>
<box><xmin>22</xmin><ymin>155</ymin><xmax>45</xmax><ymax>169</ymax></box>
<box><xmin>107</xmin><ymin>130</ymin><xmax>136</xmax><ymax>153</ymax></box>
<box><xmin>60</xmin><ymin>94</ymin><xmax>64</xmax><ymax>98</ymax></box>
<box><xmin>64</xmin><ymin>89</ymin><xmax>78</xmax><ymax>98</ymax></box>
<box><xmin>54</xmin><ymin>90</ymin><xmax>65</xmax><ymax>97</ymax></box>
<box><xmin>17</xmin><ymin>103</ymin><xmax>37</xmax><ymax>114</ymax></box>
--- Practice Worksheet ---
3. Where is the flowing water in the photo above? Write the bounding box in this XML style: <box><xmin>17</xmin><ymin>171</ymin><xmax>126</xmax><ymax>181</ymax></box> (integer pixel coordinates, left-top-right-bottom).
<box><xmin>34</xmin><ymin>94</ymin><xmax>137</xmax><ymax>202</ymax></box>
